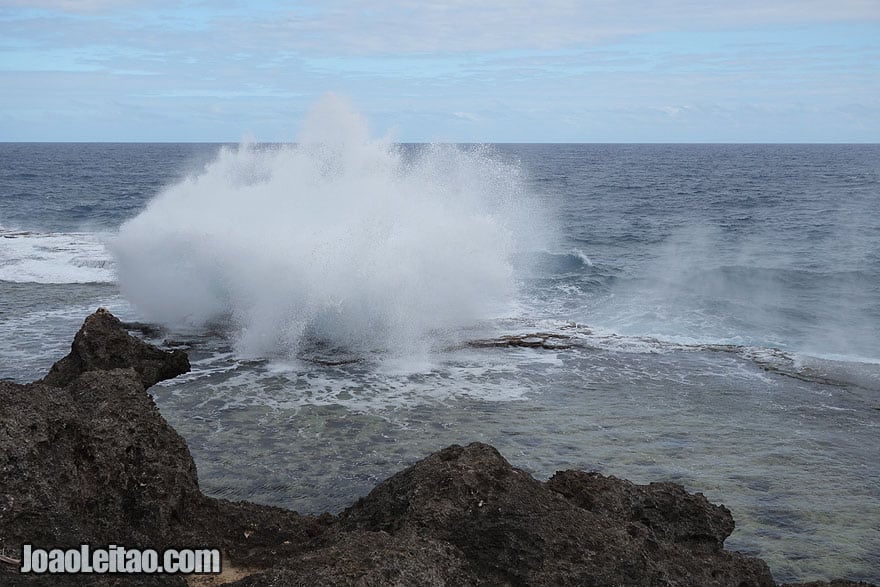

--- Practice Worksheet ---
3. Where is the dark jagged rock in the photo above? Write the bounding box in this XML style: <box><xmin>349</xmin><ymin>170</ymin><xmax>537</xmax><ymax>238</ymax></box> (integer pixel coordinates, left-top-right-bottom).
<box><xmin>0</xmin><ymin>310</ymin><xmax>875</xmax><ymax>586</ymax></box>
<box><xmin>547</xmin><ymin>469</ymin><xmax>735</xmax><ymax>551</ymax></box>
<box><xmin>1</xmin><ymin>310</ymin><xmax>324</xmax><ymax>585</ymax></box>
<box><xmin>0</xmin><ymin>369</ymin><xmax>202</xmax><ymax>548</ymax></box>
<box><xmin>230</xmin><ymin>531</ymin><xmax>481</xmax><ymax>586</ymax></box>
<box><xmin>781</xmin><ymin>583</ymin><xmax>879</xmax><ymax>587</ymax></box>
<box><xmin>40</xmin><ymin>307</ymin><xmax>190</xmax><ymax>389</ymax></box>
<box><xmin>1</xmin><ymin>307</ymin><xmax>197</xmax><ymax>550</ymax></box>
<box><xmin>334</xmin><ymin>442</ymin><xmax>774</xmax><ymax>587</ymax></box>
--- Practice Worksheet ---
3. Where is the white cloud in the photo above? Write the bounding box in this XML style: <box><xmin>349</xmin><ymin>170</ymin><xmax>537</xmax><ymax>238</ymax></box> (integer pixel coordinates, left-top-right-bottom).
<box><xmin>5</xmin><ymin>1</ymin><xmax>878</xmax><ymax>56</ymax></box>
<box><xmin>209</xmin><ymin>0</ymin><xmax>880</xmax><ymax>55</ymax></box>
<box><xmin>0</xmin><ymin>0</ymin><xmax>877</xmax><ymax>141</ymax></box>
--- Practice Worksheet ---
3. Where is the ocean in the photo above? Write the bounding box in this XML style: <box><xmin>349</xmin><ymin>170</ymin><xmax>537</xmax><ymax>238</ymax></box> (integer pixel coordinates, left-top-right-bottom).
<box><xmin>1</xmin><ymin>132</ymin><xmax>878</xmax><ymax>582</ymax></box>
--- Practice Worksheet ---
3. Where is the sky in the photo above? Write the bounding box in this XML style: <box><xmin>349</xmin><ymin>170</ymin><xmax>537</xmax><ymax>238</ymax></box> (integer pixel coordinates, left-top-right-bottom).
<box><xmin>1</xmin><ymin>0</ymin><xmax>878</xmax><ymax>142</ymax></box>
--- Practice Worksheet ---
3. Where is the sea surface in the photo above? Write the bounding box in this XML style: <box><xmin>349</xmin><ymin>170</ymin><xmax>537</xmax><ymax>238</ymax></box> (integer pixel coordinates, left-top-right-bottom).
<box><xmin>1</xmin><ymin>138</ymin><xmax>878</xmax><ymax>583</ymax></box>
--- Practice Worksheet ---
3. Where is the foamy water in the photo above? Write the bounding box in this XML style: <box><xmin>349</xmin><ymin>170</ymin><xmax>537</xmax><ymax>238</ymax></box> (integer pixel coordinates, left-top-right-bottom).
<box><xmin>0</xmin><ymin>229</ymin><xmax>115</xmax><ymax>284</ymax></box>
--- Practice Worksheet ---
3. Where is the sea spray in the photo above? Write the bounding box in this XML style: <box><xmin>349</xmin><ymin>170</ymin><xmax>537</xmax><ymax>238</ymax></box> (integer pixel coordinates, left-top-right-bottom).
<box><xmin>112</xmin><ymin>94</ymin><xmax>546</xmax><ymax>358</ymax></box>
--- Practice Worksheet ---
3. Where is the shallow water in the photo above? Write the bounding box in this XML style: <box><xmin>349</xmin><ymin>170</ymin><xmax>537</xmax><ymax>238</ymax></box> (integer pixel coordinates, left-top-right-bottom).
<box><xmin>141</xmin><ymin>330</ymin><xmax>880</xmax><ymax>583</ymax></box>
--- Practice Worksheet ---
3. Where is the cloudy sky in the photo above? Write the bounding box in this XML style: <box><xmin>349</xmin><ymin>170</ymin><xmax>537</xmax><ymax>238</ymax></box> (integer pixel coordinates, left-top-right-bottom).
<box><xmin>1</xmin><ymin>0</ymin><xmax>878</xmax><ymax>142</ymax></box>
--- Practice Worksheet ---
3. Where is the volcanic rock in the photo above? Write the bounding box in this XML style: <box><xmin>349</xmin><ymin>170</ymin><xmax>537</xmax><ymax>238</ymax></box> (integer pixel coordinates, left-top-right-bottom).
<box><xmin>40</xmin><ymin>307</ymin><xmax>189</xmax><ymax>389</ymax></box>
<box><xmin>333</xmin><ymin>442</ymin><xmax>774</xmax><ymax>587</ymax></box>
<box><xmin>546</xmin><ymin>469</ymin><xmax>735</xmax><ymax>551</ymax></box>
<box><xmin>0</xmin><ymin>368</ymin><xmax>201</xmax><ymax>548</ymax></box>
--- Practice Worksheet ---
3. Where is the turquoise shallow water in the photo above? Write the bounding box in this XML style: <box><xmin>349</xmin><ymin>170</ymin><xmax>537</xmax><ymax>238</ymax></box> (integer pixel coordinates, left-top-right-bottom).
<box><xmin>1</xmin><ymin>142</ymin><xmax>878</xmax><ymax>583</ymax></box>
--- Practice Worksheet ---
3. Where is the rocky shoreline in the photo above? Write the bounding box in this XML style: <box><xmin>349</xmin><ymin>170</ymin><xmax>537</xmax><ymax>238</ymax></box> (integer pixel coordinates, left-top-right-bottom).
<box><xmin>0</xmin><ymin>309</ymin><xmax>874</xmax><ymax>586</ymax></box>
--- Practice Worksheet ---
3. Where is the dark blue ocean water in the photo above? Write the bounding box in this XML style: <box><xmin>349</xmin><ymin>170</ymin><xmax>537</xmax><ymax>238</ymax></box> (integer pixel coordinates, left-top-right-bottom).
<box><xmin>1</xmin><ymin>142</ymin><xmax>878</xmax><ymax>582</ymax></box>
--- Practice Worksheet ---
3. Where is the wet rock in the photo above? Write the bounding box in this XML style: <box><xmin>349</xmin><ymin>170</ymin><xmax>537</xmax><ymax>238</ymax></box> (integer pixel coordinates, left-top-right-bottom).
<box><xmin>119</xmin><ymin>320</ymin><xmax>166</xmax><ymax>339</ymax></box>
<box><xmin>40</xmin><ymin>307</ymin><xmax>190</xmax><ymax>389</ymax></box>
<box><xmin>467</xmin><ymin>332</ymin><xmax>573</xmax><ymax>350</ymax></box>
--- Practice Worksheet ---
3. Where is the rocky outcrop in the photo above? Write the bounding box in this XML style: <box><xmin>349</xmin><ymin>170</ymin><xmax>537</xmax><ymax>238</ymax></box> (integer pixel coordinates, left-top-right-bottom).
<box><xmin>0</xmin><ymin>368</ymin><xmax>201</xmax><ymax>548</ymax></box>
<box><xmin>0</xmin><ymin>310</ymin><xmax>323</xmax><ymax>586</ymax></box>
<box><xmin>40</xmin><ymin>307</ymin><xmax>190</xmax><ymax>389</ymax></box>
<box><xmin>331</xmin><ymin>443</ymin><xmax>772</xmax><ymax>587</ymax></box>
<box><xmin>546</xmin><ymin>469</ymin><xmax>735</xmax><ymax>551</ymax></box>
<box><xmin>0</xmin><ymin>310</ymin><xmax>874</xmax><ymax>586</ymax></box>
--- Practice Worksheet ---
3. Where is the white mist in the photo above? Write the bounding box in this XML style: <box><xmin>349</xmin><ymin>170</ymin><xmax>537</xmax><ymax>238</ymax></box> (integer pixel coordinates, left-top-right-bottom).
<box><xmin>112</xmin><ymin>94</ymin><xmax>543</xmax><ymax>358</ymax></box>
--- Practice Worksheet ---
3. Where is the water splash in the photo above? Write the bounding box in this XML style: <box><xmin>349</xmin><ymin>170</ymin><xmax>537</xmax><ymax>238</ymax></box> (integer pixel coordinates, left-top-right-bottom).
<box><xmin>112</xmin><ymin>94</ymin><xmax>545</xmax><ymax>358</ymax></box>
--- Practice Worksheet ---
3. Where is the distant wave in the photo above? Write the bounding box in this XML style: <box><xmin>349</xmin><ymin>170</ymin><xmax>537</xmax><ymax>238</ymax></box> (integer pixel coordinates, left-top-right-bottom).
<box><xmin>0</xmin><ymin>229</ymin><xmax>115</xmax><ymax>284</ymax></box>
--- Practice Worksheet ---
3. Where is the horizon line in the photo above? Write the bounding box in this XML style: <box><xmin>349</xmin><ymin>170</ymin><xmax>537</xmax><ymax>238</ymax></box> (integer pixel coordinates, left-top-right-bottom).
<box><xmin>2</xmin><ymin>140</ymin><xmax>878</xmax><ymax>146</ymax></box>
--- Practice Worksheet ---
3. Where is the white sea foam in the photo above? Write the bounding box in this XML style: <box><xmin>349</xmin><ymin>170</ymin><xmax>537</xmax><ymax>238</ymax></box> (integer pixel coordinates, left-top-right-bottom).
<box><xmin>111</xmin><ymin>94</ymin><xmax>549</xmax><ymax>358</ymax></box>
<box><xmin>0</xmin><ymin>230</ymin><xmax>115</xmax><ymax>284</ymax></box>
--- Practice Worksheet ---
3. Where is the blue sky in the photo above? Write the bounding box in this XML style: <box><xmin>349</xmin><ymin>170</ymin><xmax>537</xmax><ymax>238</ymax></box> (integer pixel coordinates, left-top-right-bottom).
<box><xmin>1</xmin><ymin>0</ymin><xmax>878</xmax><ymax>142</ymax></box>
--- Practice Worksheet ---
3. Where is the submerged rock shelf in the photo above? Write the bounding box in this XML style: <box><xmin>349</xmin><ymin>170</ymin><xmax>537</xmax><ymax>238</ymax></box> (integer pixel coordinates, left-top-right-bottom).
<box><xmin>0</xmin><ymin>310</ymin><xmax>873</xmax><ymax>586</ymax></box>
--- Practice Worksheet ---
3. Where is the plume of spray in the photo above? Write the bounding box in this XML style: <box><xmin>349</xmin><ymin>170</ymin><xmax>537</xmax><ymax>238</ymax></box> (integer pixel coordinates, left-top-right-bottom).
<box><xmin>112</xmin><ymin>94</ymin><xmax>546</xmax><ymax>359</ymax></box>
